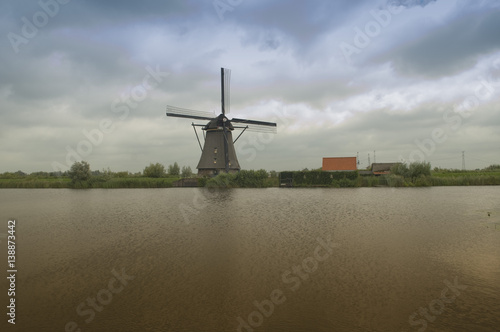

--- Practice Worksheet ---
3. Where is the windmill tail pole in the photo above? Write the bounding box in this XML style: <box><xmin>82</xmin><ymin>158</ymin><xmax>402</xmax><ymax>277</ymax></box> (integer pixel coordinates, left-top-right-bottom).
<box><xmin>233</xmin><ymin>126</ymin><xmax>248</xmax><ymax>144</ymax></box>
<box><xmin>223</xmin><ymin>124</ymin><xmax>229</xmax><ymax>173</ymax></box>
<box><xmin>192</xmin><ymin>123</ymin><xmax>203</xmax><ymax>152</ymax></box>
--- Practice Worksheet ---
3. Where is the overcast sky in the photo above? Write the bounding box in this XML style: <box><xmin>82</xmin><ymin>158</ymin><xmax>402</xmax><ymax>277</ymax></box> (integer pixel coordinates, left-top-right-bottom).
<box><xmin>1</xmin><ymin>0</ymin><xmax>500</xmax><ymax>173</ymax></box>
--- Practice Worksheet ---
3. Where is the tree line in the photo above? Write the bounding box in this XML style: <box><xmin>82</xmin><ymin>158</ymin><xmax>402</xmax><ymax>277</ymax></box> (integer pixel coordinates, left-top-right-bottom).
<box><xmin>67</xmin><ymin>161</ymin><xmax>193</xmax><ymax>186</ymax></box>
<box><xmin>1</xmin><ymin>161</ymin><xmax>499</xmax><ymax>189</ymax></box>
<box><xmin>0</xmin><ymin>161</ymin><xmax>192</xmax><ymax>179</ymax></box>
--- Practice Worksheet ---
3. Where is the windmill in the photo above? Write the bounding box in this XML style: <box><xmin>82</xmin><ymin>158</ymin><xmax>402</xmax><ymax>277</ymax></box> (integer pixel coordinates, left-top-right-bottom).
<box><xmin>166</xmin><ymin>68</ymin><xmax>277</xmax><ymax>176</ymax></box>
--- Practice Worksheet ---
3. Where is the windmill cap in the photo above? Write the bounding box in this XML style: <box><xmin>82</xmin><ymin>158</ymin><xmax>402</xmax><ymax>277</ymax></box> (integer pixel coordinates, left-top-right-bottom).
<box><xmin>204</xmin><ymin>114</ymin><xmax>234</xmax><ymax>130</ymax></box>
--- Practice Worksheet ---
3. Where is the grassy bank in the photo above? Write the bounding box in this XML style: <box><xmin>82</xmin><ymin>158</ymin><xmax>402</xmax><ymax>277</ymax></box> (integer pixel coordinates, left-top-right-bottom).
<box><xmin>1</xmin><ymin>170</ymin><xmax>499</xmax><ymax>189</ymax></box>
<box><xmin>361</xmin><ymin>174</ymin><xmax>500</xmax><ymax>187</ymax></box>
<box><xmin>0</xmin><ymin>177</ymin><xmax>71</xmax><ymax>188</ymax></box>
<box><xmin>279</xmin><ymin>167</ymin><xmax>500</xmax><ymax>188</ymax></box>
<box><xmin>0</xmin><ymin>176</ymin><xmax>181</xmax><ymax>189</ymax></box>
<box><xmin>198</xmin><ymin>170</ymin><xmax>276</xmax><ymax>188</ymax></box>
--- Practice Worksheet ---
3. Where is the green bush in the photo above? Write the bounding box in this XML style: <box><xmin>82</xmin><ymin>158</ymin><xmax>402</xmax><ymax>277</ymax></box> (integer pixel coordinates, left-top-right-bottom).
<box><xmin>168</xmin><ymin>162</ymin><xmax>180</xmax><ymax>176</ymax></box>
<box><xmin>202</xmin><ymin>170</ymin><xmax>269</xmax><ymax>188</ymax></box>
<box><xmin>484</xmin><ymin>164</ymin><xmax>500</xmax><ymax>172</ymax></box>
<box><xmin>181</xmin><ymin>166</ymin><xmax>193</xmax><ymax>178</ymax></box>
<box><xmin>391</xmin><ymin>163</ymin><xmax>409</xmax><ymax>178</ymax></box>
<box><xmin>385</xmin><ymin>174</ymin><xmax>405</xmax><ymax>187</ymax></box>
<box><xmin>68</xmin><ymin>161</ymin><xmax>92</xmax><ymax>187</ymax></box>
<box><xmin>335</xmin><ymin>178</ymin><xmax>358</xmax><ymax>187</ymax></box>
<box><xmin>279</xmin><ymin>170</ymin><xmax>358</xmax><ymax>187</ymax></box>
<box><xmin>143</xmin><ymin>163</ymin><xmax>166</xmax><ymax>178</ymax></box>
<box><xmin>206</xmin><ymin>173</ymin><xmax>235</xmax><ymax>188</ymax></box>
<box><xmin>234</xmin><ymin>169</ymin><xmax>268</xmax><ymax>187</ymax></box>
<box><xmin>115</xmin><ymin>171</ymin><xmax>129</xmax><ymax>178</ymax></box>
<box><xmin>198</xmin><ymin>177</ymin><xmax>208</xmax><ymax>187</ymax></box>
<box><xmin>361</xmin><ymin>176</ymin><xmax>379</xmax><ymax>187</ymax></box>
<box><xmin>391</xmin><ymin>162</ymin><xmax>431</xmax><ymax>184</ymax></box>
<box><xmin>414</xmin><ymin>175</ymin><xmax>432</xmax><ymax>187</ymax></box>
<box><xmin>409</xmin><ymin>162</ymin><xmax>431</xmax><ymax>181</ymax></box>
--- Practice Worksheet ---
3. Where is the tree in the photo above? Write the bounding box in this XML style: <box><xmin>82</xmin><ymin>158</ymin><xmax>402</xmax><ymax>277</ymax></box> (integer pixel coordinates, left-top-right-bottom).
<box><xmin>68</xmin><ymin>161</ymin><xmax>91</xmax><ymax>185</ymax></box>
<box><xmin>168</xmin><ymin>162</ymin><xmax>180</xmax><ymax>176</ymax></box>
<box><xmin>391</xmin><ymin>163</ymin><xmax>409</xmax><ymax>178</ymax></box>
<box><xmin>484</xmin><ymin>164</ymin><xmax>500</xmax><ymax>171</ymax></box>
<box><xmin>143</xmin><ymin>163</ymin><xmax>166</xmax><ymax>178</ymax></box>
<box><xmin>256</xmin><ymin>169</ymin><xmax>268</xmax><ymax>179</ymax></box>
<box><xmin>115</xmin><ymin>171</ymin><xmax>129</xmax><ymax>178</ymax></box>
<box><xmin>181</xmin><ymin>166</ymin><xmax>193</xmax><ymax>178</ymax></box>
<box><xmin>408</xmin><ymin>161</ymin><xmax>431</xmax><ymax>181</ymax></box>
<box><xmin>391</xmin><ymin>161</ymin><xmax>431</xmax><ymax>181</ymax></box>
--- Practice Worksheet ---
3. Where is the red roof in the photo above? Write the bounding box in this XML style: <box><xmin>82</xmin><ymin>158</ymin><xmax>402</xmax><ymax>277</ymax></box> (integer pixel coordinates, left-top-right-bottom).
<box><xmin>322</xmin><ymin>157</ymin><xmax>357</xmax><ymax>171</ymax></box>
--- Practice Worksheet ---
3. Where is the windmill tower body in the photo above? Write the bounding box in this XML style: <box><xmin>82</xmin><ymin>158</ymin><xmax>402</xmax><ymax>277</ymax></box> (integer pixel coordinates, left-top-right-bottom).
<box><xmin>197</xmin><ymin>115</ymin><xmax>240</xmax><ymax>176</ymax></box>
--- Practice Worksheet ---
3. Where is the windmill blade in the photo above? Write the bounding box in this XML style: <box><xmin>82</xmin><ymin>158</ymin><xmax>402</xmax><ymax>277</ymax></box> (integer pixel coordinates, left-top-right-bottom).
<box><xmin>224</xmin><ymin>68</ymin><xmax>231</xmax><ymax>114</ymax></box>
<box><xmin>232</xmin><ymin>123</ymin><xmax>277</xmax><ymax>135</ymax></box>
<box><xmin>166</xmin><ymin>105</ymin><xmax>214</xmax><ymax>121</ymax></box>
<box><xmin>166</xmin><ymin>113</ymin><xmax>214</xmax><ymax>121</ymax></box>
<box><xmin>246</xmin><ymin>124</ymin><xmax>277</xmax><ymax>134</ymax></box>
<box><xmin>230</xmin><ymin>117</ymin><xmax>277</xmax><ymax>127</ymax></box>
<box><xmin>220</xmin><ymin>68</ymin><xmax>231</xmax><ymax>115</ymax></box>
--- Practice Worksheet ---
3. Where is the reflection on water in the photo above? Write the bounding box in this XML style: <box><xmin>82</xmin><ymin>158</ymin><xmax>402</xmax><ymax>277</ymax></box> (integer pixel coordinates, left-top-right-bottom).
<box><xmin>0</xmin><ymin>187</ymin><xmax>499</xmax><ymax>331</ymax></box>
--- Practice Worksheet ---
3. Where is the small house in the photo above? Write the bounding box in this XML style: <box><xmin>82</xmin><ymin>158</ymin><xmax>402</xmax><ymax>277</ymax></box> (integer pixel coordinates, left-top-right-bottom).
<box><xmin>322</xmin><ymin>157</ymin><xmax>357</xmax><ymax>171</ymax></box>
<box><xmin>371</xmin><ymin>163</ymin><xmax>399</xmax><ymax>175</ymax></box>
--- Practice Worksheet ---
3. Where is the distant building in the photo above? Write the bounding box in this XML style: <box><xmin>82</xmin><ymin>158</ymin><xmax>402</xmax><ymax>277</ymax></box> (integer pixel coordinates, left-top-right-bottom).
<box><xmin>322</xmin><ymin>157</ymin><xmax>357</xmax><ymax>171</ymax></box>
<box><xmin>371</xmin><ymin>162</ymin><xmax>400</xmax><ymax>175</ymax></box>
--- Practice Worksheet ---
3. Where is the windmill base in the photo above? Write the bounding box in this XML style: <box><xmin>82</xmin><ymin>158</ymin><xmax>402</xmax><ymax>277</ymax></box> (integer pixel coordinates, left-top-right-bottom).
<box><xmin>197</xmin><ymin>169</ymin><xmax>240</xmax><ymax>177</ymax></box>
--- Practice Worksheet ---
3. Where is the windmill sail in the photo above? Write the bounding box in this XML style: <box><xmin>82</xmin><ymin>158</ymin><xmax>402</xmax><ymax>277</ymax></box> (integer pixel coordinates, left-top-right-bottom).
<box><xmin>166</xmin><ymin>105</ymin><xmax>213</xmax><ymax>120</ymax></box>
<box><xmin>221</xmin><ymin>68</ymin><xmax>231</xmax><ymax>115</ymax></box>
<box><xmin>231</xmin><ymin>117</ymin><xmax>277</xmax><ymax>133</ymax></box>
<box><xmin>230</xmin><ymin>118</ymin><xmax>277</xmax><ymax>127</ymax></box>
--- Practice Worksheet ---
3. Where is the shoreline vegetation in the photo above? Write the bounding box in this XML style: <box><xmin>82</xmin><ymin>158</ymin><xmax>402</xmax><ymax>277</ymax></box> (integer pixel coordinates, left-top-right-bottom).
<box><xmin>1</xmin><ymin>161</ymin><xmax>500</xmax><ymax>189</ymax></box>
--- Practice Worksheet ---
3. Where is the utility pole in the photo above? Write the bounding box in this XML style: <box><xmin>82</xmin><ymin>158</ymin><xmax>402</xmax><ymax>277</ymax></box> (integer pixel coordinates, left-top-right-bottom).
<box><xmin>374</xmin><ymin>150</ymin><xmax>376</xmax><ymax>164</ymax></box>
<box><xmin>368</xmin><ymin>153</ymin><xmax>371</xmax><ymax>169</ymax></box>
<box><xmin>462</xmin><ymin>151</ymin><xmax>465</xmax><ymax>171</ymax></box>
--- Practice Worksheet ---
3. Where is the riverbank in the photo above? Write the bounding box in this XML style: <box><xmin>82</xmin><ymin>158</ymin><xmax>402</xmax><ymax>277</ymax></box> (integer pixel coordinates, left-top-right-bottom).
<box><xmin>1</xmin><ymin>171</ymin><xmax>500</xmax><ymax>188</ymax></box>
<box><xmin>279</xmin><ymin>170</ymin><xmax>500</xmax><ymax>188</ymax></box>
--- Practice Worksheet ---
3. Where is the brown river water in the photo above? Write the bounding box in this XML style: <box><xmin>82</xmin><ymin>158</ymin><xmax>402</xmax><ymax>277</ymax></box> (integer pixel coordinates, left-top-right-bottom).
<box><xmin>0</xmin><ymin>187</ymin><xmax>499</xmax><ymax>332</ymax></box>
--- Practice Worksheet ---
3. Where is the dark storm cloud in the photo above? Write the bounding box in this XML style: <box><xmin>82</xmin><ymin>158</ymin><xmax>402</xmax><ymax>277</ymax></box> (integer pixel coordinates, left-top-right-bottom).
<box><xmin>388</xmin><ymin>0</ymin><xmax>437</xmax><ymax>8</ymax></box>
<box><xmin>383</xmin><ymin>9</ymin><xmax>500</xmax><ymax>77</ymax></box>
<box><xmin>4</xmin><ymin>0</ymin><xmax>206</xmax><ymax>30</ymax></box>
<box><xmin>231</xmin><ymin>0</ymin><xmax>366</xmax><ymax>51</ymax></box>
